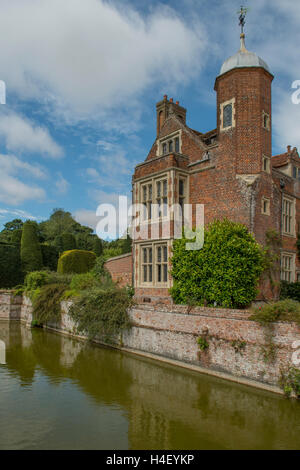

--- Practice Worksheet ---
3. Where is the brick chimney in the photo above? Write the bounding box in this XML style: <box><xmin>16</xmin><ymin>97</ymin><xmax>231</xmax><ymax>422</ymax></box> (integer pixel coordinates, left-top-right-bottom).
<box><xmin>156</xmin><ymin>96</ymin><xmax>187</xmax><ymax>137</ymax></box>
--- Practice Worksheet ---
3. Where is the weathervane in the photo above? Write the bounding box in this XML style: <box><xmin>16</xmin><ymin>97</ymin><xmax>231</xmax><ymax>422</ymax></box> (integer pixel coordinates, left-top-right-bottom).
<box><xmin>238</xmin><ymin>6</ymin><xmax>250</xmax><ymax>34</ymax></box>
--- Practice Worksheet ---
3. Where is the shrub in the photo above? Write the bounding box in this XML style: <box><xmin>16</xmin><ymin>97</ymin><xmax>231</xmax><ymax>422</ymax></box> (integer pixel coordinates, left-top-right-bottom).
<box><xmin>41</xmin><ymin>244</ymin><xmax>59</xmax><ymax>271</ymax></box>
<box><xmin>92</xmin><ymin>256</ymin><xmax>110</xmax><ymax>278</ymax></box>
<box><xmin>280</xmin><ymin>281</ymin><xmax>300</xmax><ymax>302</ymax></box>
<box><xmin>280</xmin><ymin>367</ymin><xmax>300</xmax><ymax>398</ymax></box>
<box><xmin>32</xmin><ymin>283</ymin><xmax>68</xmax><ymax>325</ymax></box>
<box><xmin>70</xmin><ymin>272</ymin><xmax>100</xmax><ymax>291</ymax></box>
<box><xmin>21</xmin><ymin>221</ymin><xmax>43</xmax><ymax>274</ymax></box>
<box><xmin>250</xmin><ymin>299</ymin><xmax>300</xmax><ymax>325</ymax></box>
<box><xmin>24</xmin><ymin>270</ymin><xmax>72</xmax><ymax>301</ymax></box>
<box><xmin>0</xmin><ymin>244</ymin><xmax>23</xmax><ymax>288</ymax></box>
<box><xmin>57</xmin><ymin>250</ymin><xmax>96</xmax><ymax>274</ymax></box>
<box><xmin>197</xmin><ymin>336</ymin><xmax>209</xmax><ymax>351</ymax></box>
<box><xmin>69</xmin><ymin>286</ymin><xmax>132</xmax><ymax>341</ymax></box>
<box><xmin>170</xmin><ymin>219</ymin><xmax>265</xmax><ymax>309</ymax></box>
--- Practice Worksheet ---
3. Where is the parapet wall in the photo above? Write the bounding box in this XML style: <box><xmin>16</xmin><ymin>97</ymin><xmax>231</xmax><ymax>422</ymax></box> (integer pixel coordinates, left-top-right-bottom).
<box><xmin>1</xmin><ymin>292</ymin><xmax>299</xmax><ymax>392</ymax></box>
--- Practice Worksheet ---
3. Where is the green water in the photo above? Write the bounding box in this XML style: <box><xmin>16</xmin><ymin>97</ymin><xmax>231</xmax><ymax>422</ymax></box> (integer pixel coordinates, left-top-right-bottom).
<box><xmin>0</xmin><ymin>321</ymin><xmax>299</xmax><ymax>450</ymax></box>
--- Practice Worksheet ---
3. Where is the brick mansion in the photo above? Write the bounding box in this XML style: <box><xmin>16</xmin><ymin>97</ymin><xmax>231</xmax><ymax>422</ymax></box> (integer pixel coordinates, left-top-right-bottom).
<box><xmin>106</xmin><ymin>30</ymin><xmax>300</xmax><ymax>302</ymax></box>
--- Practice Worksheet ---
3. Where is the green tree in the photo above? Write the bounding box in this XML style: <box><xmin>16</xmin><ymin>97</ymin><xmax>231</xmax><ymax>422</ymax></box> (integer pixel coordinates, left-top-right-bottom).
<box><xmin>21</xmin><ymin>221</ymin><xmax>43</xmax><ymax>274</ymax></box>
<box><xmin>40</xmin><ymin>208</ymin><xmax>93</xmax><ymax>243</ymax></box>
<box><xmin>170</xmin><ymin>219</ymin><xmax>265</xmax><ymax>309</ymax></box>
<box><xmin>0</xmin><ymin>219</ymin><xmax>23</xmax><ymax>244</ymax></box>
<box><xmin>92</xmin><ymin>236</ymin><xmax>103</xmax><ymax>257</ymax></box>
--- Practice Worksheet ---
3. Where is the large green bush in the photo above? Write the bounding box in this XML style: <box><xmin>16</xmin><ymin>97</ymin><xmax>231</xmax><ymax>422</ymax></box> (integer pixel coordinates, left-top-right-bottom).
<box><xmin>170</xmin><ymin>219</ymin><xmax>265</xmax><ymax>309</ymax></box>
<box><xmin>57</xmin><ymin>249</ymin><xmax>96</xmax><ymax>274</ymax></box>
<box><xmin>0</xmin><ymin>244</ymin><xmax>23</xmax><ymax>288</ymax></box>
<box><xmin>21</xmin><ymin>221</ymin><xmax>43</xmax><ymax>274</ymax></box>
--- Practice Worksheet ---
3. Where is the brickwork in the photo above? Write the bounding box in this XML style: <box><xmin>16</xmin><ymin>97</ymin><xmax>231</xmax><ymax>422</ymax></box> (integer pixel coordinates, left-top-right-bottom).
<box><xmin>124</xmin><ymin>305</ymin><xmax>300</xmax><ymax>386</ymax></box>
<box><xmin>131</xmin><ymin>39</ymin><xmax>300</xmax><ymax>301</ymax></box>
<box><xmin>105</xmin><ymin>253</ymin><xmax>132</xmax><ymax>287</ymax></box>
<box><xmin>2</xmin><ymin>293</ymin><xmax>299</xmax><ymax>391</ymax></box>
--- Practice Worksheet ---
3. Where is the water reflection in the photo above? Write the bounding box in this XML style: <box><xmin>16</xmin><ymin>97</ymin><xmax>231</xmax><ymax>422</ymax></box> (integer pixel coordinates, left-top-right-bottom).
<box><xmin>0</xmin><ymin>321</ymin><xmax>300</xmax><ymax>450</ymax></box>
<box><xmin>0</xmin><ymin>339</ymin><xmax>5</xmax><ymax>364</ymax></box>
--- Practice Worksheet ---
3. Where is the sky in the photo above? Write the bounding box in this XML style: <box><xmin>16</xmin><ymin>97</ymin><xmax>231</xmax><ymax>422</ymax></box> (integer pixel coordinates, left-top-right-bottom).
<box><xmin>0</xmin><ymin>0</ymin><xmax>300</xmax><ymax>236</ymax></box>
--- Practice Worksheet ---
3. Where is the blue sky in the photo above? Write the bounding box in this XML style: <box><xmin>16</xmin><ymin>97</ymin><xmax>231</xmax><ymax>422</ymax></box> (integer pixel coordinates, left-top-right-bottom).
<box><xmin>0</xmin><ymin>0</ymin><xmax>299</xmax><ymax>235</ymax></box>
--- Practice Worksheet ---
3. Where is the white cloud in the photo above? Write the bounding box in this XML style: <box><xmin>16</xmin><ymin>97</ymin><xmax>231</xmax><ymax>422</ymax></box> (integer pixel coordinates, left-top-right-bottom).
<box><xmin>0</xmin><ymin>208</ymin><xmax>39</xmax><ymax>221</ymax></box>
<box><xmin>0</xmin><ymin>153</ymin><xmax>46</xmax><ymax>205</ymax></box>
<box><xmin>55</xmin><ymin>173</ymin><xmax>70</xmax><ymax>194</ymax></box>
<box><xmin>0</xmin><ymin>173</ymin><xmax>45</xmax><ymax>206</ymax></box>
<box><xmin>0</xmin><ymin>154</ymin><xmax>47</xmax><ymax>179</ymax></box>
<box><xmin>273</xmin><ymin>89</ymin><xmax>300</xmax><ymax>151</ymax></box>
<box><xmin>0</xmin><ymin>112</ymin><xmax>63</xmax><ymax>158</ymax></box>
<box><xmin>0</xmin><ymin>0</ymin><xmax>207</xmax><ymax>120</ymax></box>
<box><xmin>74</xmin><ymin>209</ymin><xmax>100</xmax><ymax>231</ymax></box>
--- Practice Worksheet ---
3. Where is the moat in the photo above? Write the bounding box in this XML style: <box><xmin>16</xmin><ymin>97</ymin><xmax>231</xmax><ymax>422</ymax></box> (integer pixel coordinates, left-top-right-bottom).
<box><xmin>0</xmin><ymin>321</ymin><xmax>299</xmax><ymax>450</ymax></box>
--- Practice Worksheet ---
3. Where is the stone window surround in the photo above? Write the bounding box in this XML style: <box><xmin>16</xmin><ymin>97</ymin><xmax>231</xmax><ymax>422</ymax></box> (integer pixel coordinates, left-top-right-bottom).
<box><xmin>262</xmin><ymin>111</ymin><xmax>270</xmax><ymax>131</ymax></box>
<box><xmin>262</xmin><ymin>155</ymin><xmax>271</xmax><ymax>174</ymax></box>
<box><xmin>140</xmin><ymin>173</ymin><xmax>169</xmax><ymax>222</ymax></box>
<box><xmin>282</xmin><ymin>195</ymin><xmax>296</xmax><ymax>237</ymax></box>
<box><xmin>220</xmin><ymin>97</ymin><xmax>236</xmax><ymax>131</ymax></box>
<box><xmin>157</xmin><ymin>130</ymin><xmax>182</xmax><ymax>157</ymax></box>
<box><xmin>280</xmin><ymin>251</ymin><xmax>296</xmax><ymax>282</ymax></box>
<box><xmin>261</xmin><ymin>197</ymin><xmax>270</xmax><ymax>216</ymax></box>
<box><xmin>137</xmin><ymin>241</ymin><xmax>170</xmax><ymax>288</ymax></box>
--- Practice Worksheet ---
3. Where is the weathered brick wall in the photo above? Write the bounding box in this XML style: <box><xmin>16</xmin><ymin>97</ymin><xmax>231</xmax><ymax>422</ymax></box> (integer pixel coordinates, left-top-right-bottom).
<box><xmin>123</xmin><ymin>304</ymin><xmax>300</xmax><ymax>386</ymax></box>
<box><xmin>105</xmin><ymin>253</ymin><xmax>132</xmax><ymax>287</ymax></box>
<box><xmin>0</xmin><ymin>290</ymin><xmax>22</xmax><ymax>320</ymax></box>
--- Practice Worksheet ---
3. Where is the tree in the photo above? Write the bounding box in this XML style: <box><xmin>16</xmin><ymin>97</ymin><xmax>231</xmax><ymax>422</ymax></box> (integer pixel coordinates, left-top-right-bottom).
<box><xmin>170</xmin><ymin>219</ymin><xmax>265</xmax><ymax>309</ymax></box>
<box><xmin>0</xmin><ymin>219</ymin><xmax>24</xmax><ymax>244</ymax></box>
<box><xmin>40</xmin><ymin>208</ymin><xmax>93</xmax><ymax>244</ymax></box>
<box><xmin>92</xmin><ymin>237</ymin><xmax>103</xmax><ymax>257</ymax></box>
<box><xmin>21</xmin><ymin>221</ymin><xmax>43</xmax><ymax>274</ymax></box>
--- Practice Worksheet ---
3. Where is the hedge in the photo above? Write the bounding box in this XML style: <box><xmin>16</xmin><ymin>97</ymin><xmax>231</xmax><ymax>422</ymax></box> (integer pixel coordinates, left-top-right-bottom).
<box><xmin>57</xmin><ymin>249</ymin><xmax>97</xmax><ymax>274</ymax></box>
<box><xmin>21</xmin><ymin>221</ymin><xmax>43</xmax><ymax>274</ymax></box>
<box><xmin>41</xmin><ymin>244</ymin><xmax>59</xmax><ymax>271</ymax></box>
<box><xmin>0</xmin><ymin>244</ymin><xmax>23</xmax><ymax>288</ymax></box>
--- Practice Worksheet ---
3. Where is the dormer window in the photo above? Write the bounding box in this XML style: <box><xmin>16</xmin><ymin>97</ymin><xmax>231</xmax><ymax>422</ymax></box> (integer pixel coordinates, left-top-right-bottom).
<box><xmin>158</xmin><ymin>131</ymin><xmax>181</xmax><ymax>156</ymax></box>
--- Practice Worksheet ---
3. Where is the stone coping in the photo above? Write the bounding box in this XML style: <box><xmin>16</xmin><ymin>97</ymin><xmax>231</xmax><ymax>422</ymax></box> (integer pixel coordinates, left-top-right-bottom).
<box><xmin>105</xmin><ymin>252</ymin><xmax>132</xmax><ymax>262</ymax></box>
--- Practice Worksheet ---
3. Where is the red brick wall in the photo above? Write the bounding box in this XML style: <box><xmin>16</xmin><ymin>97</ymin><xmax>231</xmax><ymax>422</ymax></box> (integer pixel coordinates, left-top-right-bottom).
<box><xmin>105</xmin><ymin>254</ymin><xmax>132</xmax><ymax>287</ymax></box>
